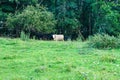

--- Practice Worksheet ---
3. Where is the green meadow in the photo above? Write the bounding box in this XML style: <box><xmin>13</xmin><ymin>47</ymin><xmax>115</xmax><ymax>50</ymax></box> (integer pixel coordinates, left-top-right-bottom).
<box><xmin>0</xmin><ymin>38</ymin><xmax>120</xmax><ymax>80</ymax></box>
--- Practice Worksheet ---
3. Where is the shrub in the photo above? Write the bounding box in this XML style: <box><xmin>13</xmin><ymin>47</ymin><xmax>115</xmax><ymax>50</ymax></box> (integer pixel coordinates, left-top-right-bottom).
<box><xmin>88</xmin><ymin>34</ymin><xmax>120</xmax><ymax>49</ymax></box>
<box><xmin>6</xmin><ymin>4</ymin><xmax>56</xmax><ymax>37</ymax></box>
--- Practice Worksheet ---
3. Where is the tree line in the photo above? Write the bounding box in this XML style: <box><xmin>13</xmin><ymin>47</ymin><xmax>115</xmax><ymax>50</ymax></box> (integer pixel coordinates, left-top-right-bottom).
<box><xmin>0</xmin><ymin>0</ymin><xmax>120</xmax><ymax>40</ymax></box>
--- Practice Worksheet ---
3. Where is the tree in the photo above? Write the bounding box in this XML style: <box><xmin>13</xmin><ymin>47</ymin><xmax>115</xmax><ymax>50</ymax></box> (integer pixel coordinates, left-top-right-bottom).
<box><xmin>6</xmin><ymin>5</ymin><xmax>56</xmax><ymax>37</ymax></box>
<box><xmin>92</xmin><ymin>1</ymin><xmax>120</xmax><ymax>36</ymax></box>
<box><xmin>0</xmin><ymin>0</ymin><xmax>120</xmax><ymax>39</ymax></box>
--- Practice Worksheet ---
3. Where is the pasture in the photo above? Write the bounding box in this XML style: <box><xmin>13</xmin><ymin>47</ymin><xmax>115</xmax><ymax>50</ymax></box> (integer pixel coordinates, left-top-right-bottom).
<box><xmin>0</xmin><ymin>38</ymin><xmax>120</xmax><ymax>80</ymax></box>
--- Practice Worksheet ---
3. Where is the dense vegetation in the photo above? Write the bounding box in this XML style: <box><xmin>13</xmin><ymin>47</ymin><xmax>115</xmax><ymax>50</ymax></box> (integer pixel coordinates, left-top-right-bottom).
<box><xmin>0</xmin><ymin>0</ymin><xmax>120</xmax><ymax>39</ymax></box>
<box><xmin>0</xmin><ymin>1</ymin><xmax>120</xmax><ymax>79</ymax></box>
<box><xmin>6</xmin><ymin>5</ymin><xmax>56</xmax><ymax>37</ymax></box>
<box><xmin>0</xmin><ymin>38</ymin><xmax>120</xmax><ymax>80</ymax></box>
<box><xmin>88</xmin><ymin>34</ymin><xmax>120</xmax><ymax>49</ymax></box>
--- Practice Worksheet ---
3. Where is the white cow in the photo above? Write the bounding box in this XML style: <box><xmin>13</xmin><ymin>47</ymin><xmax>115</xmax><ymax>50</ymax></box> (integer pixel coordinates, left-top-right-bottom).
<box><xmin>52</xmin><ymin>34</ymin><xmax>64</xmax><ymax>41</ymax></box>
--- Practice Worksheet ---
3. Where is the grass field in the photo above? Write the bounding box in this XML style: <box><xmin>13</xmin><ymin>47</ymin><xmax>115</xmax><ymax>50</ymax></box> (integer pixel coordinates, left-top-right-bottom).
<box><xmin>0</xmin><ymin>38</ymin><xmax>120</xmax><ymax>80</ymax></box>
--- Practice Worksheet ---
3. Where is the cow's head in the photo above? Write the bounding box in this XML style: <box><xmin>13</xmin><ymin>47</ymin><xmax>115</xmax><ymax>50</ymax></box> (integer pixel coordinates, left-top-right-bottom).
<box><xmin>52</xmin><ymin>34</ymin><xmax>56</xmax><ymax>39</ymax></box>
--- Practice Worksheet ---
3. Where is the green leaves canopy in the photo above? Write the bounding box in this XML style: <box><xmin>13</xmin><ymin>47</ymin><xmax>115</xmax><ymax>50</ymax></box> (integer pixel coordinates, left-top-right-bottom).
<box><xmin>6</xmin><ymin>5</ymin><xmax>56</xmax><ymax>35</ymax></box>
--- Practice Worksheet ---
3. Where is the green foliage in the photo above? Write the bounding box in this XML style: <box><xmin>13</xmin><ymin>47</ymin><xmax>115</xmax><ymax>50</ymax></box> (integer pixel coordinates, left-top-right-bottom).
<box><xmin>6</xmin><ymin>5</ymin><xmax>56</xmax><ymax>37</ymax></box>
<box><xmin>88</xmin><ymin>34</ymin><xmax>120</xmax><ymax>49</ymax></box>
<box><xmin>20</xmin><ymin>31</ymin><xmax>30</xmax><ymax>41</ymax></box>
<box><xmin>0</xmin><ymin>11</ymin><xmax>8</xmax><ymax>35</ymax></box>
<box><xmin>5</xmin><ymin>0</ymin><xmax>38</xmax><ymax>5</ymax></box>
<box><xmin>0</xmin><ymin>0</ymin><xmax>120</xmax><ymax>39</ymax></box>
<box><xmin>92</xmin><ymin>1</ymin><xmax>120</xmax><ymax>35</ymax></box>
<box><xmin>51</xmin><ymin>0</ymin><xmax>81</xmax><ymax>37</ymax></box>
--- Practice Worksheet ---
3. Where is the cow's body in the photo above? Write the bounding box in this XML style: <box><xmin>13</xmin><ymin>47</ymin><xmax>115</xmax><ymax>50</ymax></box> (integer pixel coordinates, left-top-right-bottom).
<box><xmin>52</xmin><ymin>34</ymin><xmax>64</xmax><ymax>41</ymax></box>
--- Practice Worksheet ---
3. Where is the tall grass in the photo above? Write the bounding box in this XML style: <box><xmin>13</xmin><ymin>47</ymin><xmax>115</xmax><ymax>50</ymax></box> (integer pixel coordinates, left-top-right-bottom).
<box><xmin>20</xmin><ymin>31</ymin><xmax>30</xmax><ymax>41</ymax></box>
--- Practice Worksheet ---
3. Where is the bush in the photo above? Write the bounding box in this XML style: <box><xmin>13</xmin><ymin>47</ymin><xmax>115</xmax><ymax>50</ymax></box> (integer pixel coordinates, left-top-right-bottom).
<box><xmin>88</xmin><ymin>34</ymin><xmax>120</xmax><ymax>49</ymax></box>
<box><xmin>6</xmin><ymin>4</ymin><xmax>56</xmax><ymax>37</ymax></box>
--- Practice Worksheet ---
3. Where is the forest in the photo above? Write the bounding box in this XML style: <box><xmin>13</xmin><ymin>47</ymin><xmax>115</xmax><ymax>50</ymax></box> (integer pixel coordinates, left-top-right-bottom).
<box><xmin>0</xmin><ymin>0</ymin><xmax>120</xmax><ymax>40</ymax></box>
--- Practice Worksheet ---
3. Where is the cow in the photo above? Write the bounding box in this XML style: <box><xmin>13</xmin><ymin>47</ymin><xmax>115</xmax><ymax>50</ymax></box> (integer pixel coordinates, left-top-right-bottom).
<box><xmin>52</xmin><ymin>34</ymin><xmax>64</xmax><ymax>41</ymax></box>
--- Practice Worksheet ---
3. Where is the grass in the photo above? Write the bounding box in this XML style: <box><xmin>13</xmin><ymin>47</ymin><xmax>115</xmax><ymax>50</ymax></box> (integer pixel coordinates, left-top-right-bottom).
<box><xmin>0</xmin><ymin>38</ymin><xmax>120</xmax><ymax>80</ymax></box>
